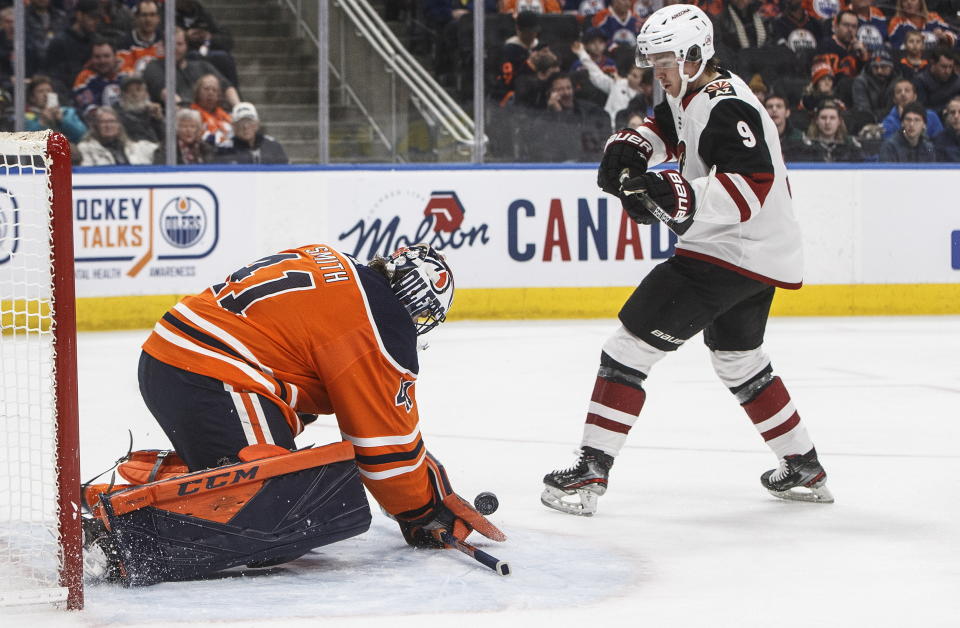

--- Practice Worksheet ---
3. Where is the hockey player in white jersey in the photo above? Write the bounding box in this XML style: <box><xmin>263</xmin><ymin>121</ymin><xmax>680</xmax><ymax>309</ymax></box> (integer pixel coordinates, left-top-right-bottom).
<box><xmin>541</xmin><ymin>4</ymin><xmax>833</xmax><ymax>516</ymax></box>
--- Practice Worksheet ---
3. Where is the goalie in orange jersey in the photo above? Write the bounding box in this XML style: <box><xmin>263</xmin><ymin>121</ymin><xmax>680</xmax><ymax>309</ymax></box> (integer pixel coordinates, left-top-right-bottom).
<box><xmin>82</xmin><ymin>243</ymin><xmax>504</xmax><ymax>585</ymax></box>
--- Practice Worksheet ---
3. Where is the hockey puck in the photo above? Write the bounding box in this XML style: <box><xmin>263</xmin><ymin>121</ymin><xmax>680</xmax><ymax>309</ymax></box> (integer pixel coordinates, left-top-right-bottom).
<box><xmin>474</xmin><ymin>491</ymin><xmax>499</xmax><ymax>515</ymax></box>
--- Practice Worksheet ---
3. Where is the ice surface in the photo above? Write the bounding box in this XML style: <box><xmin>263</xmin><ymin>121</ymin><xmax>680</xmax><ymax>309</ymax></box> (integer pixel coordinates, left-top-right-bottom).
<box><xmin>9</xmin><ymin>317</ymin><xmax>959</xmax><ymax>627</ymax></box>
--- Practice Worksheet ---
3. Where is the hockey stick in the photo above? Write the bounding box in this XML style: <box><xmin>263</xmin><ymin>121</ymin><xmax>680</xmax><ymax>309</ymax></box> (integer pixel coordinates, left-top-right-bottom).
<box><xmin>439</xmin><ymin>531</ymin><xmax>510</xmax><ymax>576</ymax></box>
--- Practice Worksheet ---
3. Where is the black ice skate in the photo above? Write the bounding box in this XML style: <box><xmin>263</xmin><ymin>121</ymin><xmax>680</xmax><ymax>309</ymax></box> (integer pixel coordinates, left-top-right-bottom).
<box><xmin>541</xmin><ymin>446</ymin><xmax>614</xmax><ymax>516</ymax></box>
<box><xmin>761</xmin><ymin>447</ymin><xmax>834</xmax><ymax>503</ymax></box>
<box><xmin>82</xmin><ymin>516</ymin><xmax>124</xmax><ymax>582</ymax></box>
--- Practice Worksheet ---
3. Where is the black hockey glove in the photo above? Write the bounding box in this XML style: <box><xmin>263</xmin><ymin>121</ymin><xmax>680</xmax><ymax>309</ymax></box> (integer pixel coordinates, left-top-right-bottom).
<box><xmin>395</xmin><ymin>452</ymin><xmax>506</xmax><ymax>549</ymax></box>
<box><xmin>621</xmin><ymin>169</ymin><xmax>697</xmax><ymax>236</ymax></box>
<box><xmin>597</xmin><ymin>128</ymin><xmax>653</xmax><ymax>197</ymax></box>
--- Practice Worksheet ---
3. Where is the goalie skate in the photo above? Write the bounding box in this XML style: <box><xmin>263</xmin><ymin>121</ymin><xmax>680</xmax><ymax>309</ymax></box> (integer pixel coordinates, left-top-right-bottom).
<box><xmin>761</xmin><ymin>447</ymin><xmax>834</xmax><ymax>504</ymax></box>
<box><xmin>541</xmin><ymin>447</ymin><xmax>613</xmax><ymax>516</ymax></box>
<box><xmin>82</xmin><ymin>516</ymin><xmax>124</xmax><ymax>582</ymax></box>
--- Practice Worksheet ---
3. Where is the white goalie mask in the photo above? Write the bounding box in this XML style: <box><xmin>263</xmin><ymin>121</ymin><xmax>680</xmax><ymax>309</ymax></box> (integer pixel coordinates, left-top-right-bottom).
<box><xmin>635</xmin><ymin>4</ymin><xmax>715</xmax><ymax>99</ymax></box>
<box><xmin>382</xmin><ymin>244</ymin><xmax>454</xmax><ymax>336</ymax></box>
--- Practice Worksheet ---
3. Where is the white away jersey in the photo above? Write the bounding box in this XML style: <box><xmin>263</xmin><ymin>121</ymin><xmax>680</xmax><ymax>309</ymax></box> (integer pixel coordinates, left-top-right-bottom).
<box><xmin>634</xmin><ymin>70</ymin><xmax>803</xmax><ymax>288</ymax></box>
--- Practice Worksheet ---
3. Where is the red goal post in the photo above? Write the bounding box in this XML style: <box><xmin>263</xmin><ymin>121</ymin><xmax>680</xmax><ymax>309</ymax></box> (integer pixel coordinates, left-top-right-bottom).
<box><xmin>0</xmin><ymin>131</ymin><xmax>82</xmax><ymax>609</ymax></box>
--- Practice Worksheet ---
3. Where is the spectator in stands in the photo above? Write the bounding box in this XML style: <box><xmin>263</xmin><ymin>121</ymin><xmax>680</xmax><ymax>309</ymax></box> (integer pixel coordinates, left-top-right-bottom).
<box><xmin>882</xmin><ymin>77</ymin><xmax>944</xmax><ymax>137</ymax></box>
<box><xmin>852</xmin><ymin>48</ymin><xmax>896</xmax><ymax>121</ymax></box>
<box><xmin>888</xmin><ymin>0</ymin><xmax>957</xmax><ymax>50</ymax></box>
<box><xmin>514</xmin><ymin>46</ymin><xmax>561</xmax><ymax>108</ymax></box>
<box><xmin>0</xmin><ymin>8</ymin><xmax>16</xmax><ymax>86</ymax></box>
<box><xmin>718</xmin><ymin>0</ymin><xmax>772</xmax><ymax>52</ymax></box>
<box><xmin>78</xmin><ymin>105</ymin><xmax>156</xmax><ymax>165</ymax></box>
<box><xmin>801</xmin><ymin>61</ymin><xmax>844</xmax><ymax>111</ymax></box>
<box><xmin>857</xmin><ymin>122</ymin><xmax>886</xmax><ymax>161</ymax></box>
<box><xmin>569</xmin><ymin>27</ymin><xmax>616</xmax><ymax>108</ymax></box>
<box><xmin>490</xmin><ymin>11</ymin><xmax>542</xmax><ymax>105</ymax></box>
<box><xmin>0</xmin><ymin>89</ymin><xmax>12</xmax><ymax>132</ymax></box>
<box><xmin>117</xmin><ymin>0</ymin><xmax>163</xmax><ymax>75</ymax></box>
<box><xmin>816</xmin><ymin>10</ymin><xmax>871</xmax><ymax>85</ymax></box>
<box><xmin>571</xmin><ymin>38</ymin><xmax>642</xmax><ymax>128</ymax></box>
<box><xmin>591</xmin><ymin>0</ymin><xmax>640</xmax><ymax>50</ymax></box>
<box><xmin>563</xmin><ymin>0</ymin><xmax>605</xmax><ymax>21</ymax></box>
<box><xmin>25</xmin><ymin>0</ymin><xmax>69</xmax><ymax>71</ymax></box>
<box><xmin>114</xmin><ymin>76</ymin><xmax>163</xmax><ymax>143</ymax></box>
<box><xmin>45</xmin><ymin>0</ymin><xmax>101</xmax><ymax>95</ymax></box>
<box><xmin>215</xmin><ymin>102</ymin><xmax>289</xmax><ymax>164</ymax></box>
<box><xmin>73</xmin><ymin>38</ymin><xmax>127</xmax><ymax>112</ymax></box>
<box><xmin>879</xmin><ymin>101</ymin><xmax>938</xmax><ymax>159</ymax></box>
<box><xmin>914</xmin><ymin>49</ymin><xmax>960</xmax><ymax>111</ymax></box>
<box><xmin>424</xmin><ymin>0</ymin><xmax>497</xmax><ymax>82</ymax></box>
<box><xmin>500</xmin><ymin>0</ymin><xmax>562</xmax><ymax>14</ymax></box>
<box><xmin>772</xmin><ymin>0</ymin><xmax>824</xmax><ymax>56</ymax></box>
<box><xmin>849</xmin><ymin>0</ymin><xmax>889</xmax><ymax>52</ymax></box>
<box><xmin>748</xmin><ymin>73</ymin><xmax>769</xmax><ymax>100</ymax></box>
<box><xmin>143</xmin><ymin>27</ymin><xmax>239</xmax><ymax>107</ymax></box>
<box><xmin>176</xmin><ymin>0</ymin><xmax>239</xmax><ymax>87</ymax></box>
<box><xmin>799</xmin><ymin>100</ymin><xmax>866</xmax><ymax>161</ymax></box>
<box><xmin>933</xmin><ymin>95</ymin><xmax>960</xmax><ymax>160</ymax></box>
<box><xmin>765</xmin><ymin>93</ymin><xmax>807</xmax><ymax>160</ymax></box>
<box><xmin>897</xmin><ymin>29</ymin><xmax>929</xmax><ymax>79</ymax></box>
<box><xmin>190</xmin><ymin>73</ymin><xmax>232</xmax><ymax>147</ymax></box>
<box><xmin>519</xmin><ymin>72</ymin><xmax>609</xmax><ymax>161</ymax></box>
<box><xmin>694</xmin><ymin>0</ymin><xmax>726</xmax><ymax>19</ymax></box>
<box><xmin>569</xmin><ymin>27</ymin><xmax>615</xmax><ymax>75</ymax></box>
<box><xmin>25</xmin><ymin>75</ymin><xmax>87</xmax><ymax>144</ymax></box>
<box><xmin>96</xmin><ymin>0</ymin><xmax>134</xmax><ymax>46</ymax></box>
<box><xmin>153</xmin><ymin>107</ymin><xmax>215</xmax><ymax>164</ymax></box>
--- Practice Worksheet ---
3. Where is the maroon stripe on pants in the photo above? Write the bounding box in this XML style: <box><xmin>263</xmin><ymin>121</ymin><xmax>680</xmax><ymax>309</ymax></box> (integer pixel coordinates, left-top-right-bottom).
<box><xmin>761</xmin><ymin>412</ymin><xmax>800</xmax><ymax>441</ymax></box>
<box><xmin>591</xmin><ymin>378</ymin><xmax>646</xmax><ymax>415</ymax></box>
<box><xmin>742</xmin><ymin>376</ymin><xmax>789</xmax><ymax>424</ymax></box>
<box><xmin>586</xmin><ymin>413</ymin><xmax>632</xmax><ymax>434</ymax></box>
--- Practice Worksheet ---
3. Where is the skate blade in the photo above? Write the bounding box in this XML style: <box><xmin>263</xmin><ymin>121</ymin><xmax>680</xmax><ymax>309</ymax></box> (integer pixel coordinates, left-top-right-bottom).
<box><xmin>540</xmin><ymin>485</ymin><xmax>600</xmax><ymax>516</ymax></box>
<box><xmin>766</xmin><ymin>481</ymin><xmax>834</xmax><ymax>504</ymax></box>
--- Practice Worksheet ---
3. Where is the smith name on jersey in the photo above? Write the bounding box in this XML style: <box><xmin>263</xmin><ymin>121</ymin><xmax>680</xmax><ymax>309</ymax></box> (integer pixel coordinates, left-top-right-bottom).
<box><xmin>634</xmin><ymin>69</ymin><xmax>803</xmax><ymax>289</ymax></box>
<box><xmin>142</xmin><ymin>244</ymin><xmax>433</xmax><ymax>516</ymax></box>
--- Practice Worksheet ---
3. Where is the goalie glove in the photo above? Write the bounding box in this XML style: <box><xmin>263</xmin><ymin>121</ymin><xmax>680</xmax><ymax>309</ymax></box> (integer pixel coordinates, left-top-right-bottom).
<box><xmin>621</xmin><ymin>169</ymin><xmax>697</xmax><ymax>235</ymax></box>
<box><xmin>597</xmin><ymin>128</ymin><xmax>652</xmax><ymax>197</ymax></box>
<box><xmin>396</xmin><ymin>452</ymin><xmax>505</xmax><ymax>549</ymax></box>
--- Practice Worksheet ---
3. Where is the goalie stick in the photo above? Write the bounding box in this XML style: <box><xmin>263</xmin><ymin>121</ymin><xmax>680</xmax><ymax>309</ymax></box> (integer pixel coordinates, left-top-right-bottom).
<box><xmin>439</xmin><ymin>531</ymin><xmax>510</xmax><ymax>576</ymax></box>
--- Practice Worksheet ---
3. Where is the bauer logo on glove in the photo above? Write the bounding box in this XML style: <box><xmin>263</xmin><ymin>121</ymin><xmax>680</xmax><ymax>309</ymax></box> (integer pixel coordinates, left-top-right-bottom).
<box><xmin>620</xmin><ymin>169</ymin><xmax>697</xmax><ymax>235</ymax></box>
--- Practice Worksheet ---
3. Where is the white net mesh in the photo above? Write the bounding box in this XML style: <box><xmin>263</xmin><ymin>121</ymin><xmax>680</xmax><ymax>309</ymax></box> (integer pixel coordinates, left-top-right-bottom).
<box><xmin>0</xmin><ymin>131</ymin><xmax>68</xmax><ymax>605</ymax></box>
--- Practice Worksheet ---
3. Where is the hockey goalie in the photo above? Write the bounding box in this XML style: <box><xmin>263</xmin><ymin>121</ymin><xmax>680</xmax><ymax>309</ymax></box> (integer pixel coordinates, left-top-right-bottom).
<box><xmin>83</xmin><ymin>244</ymin><xmax>504</xmax><ymax>585</ymax></box>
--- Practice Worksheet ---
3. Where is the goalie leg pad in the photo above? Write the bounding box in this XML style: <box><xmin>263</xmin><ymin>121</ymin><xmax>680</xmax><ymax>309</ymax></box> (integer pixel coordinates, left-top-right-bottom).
<box><xmin>97</xmin><ymin>442</ymin><xmax>371</xmax><ymax>586</ymax></box>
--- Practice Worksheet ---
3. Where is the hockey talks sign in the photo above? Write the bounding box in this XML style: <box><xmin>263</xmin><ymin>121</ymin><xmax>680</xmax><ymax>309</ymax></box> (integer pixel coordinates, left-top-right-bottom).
<box><xmin>338</xmin><ymin>190</ymin><xmax>490</xmax><ymax>259</ymax></box>
<box><xmin>73</xmin><ymin>184</ymin><xmax>219</xmax><ymax>278</ymax></box>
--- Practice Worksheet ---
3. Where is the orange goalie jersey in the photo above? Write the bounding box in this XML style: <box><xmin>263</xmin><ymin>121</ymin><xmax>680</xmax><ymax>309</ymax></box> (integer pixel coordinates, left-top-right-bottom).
<box><xmin>142</xmin><ymin>244</ymin><xmax>432</xmax><ymax>516</ymax></box>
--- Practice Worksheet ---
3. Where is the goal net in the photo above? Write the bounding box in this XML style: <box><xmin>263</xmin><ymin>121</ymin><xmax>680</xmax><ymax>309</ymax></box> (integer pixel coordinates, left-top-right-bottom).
<box><xmin>0</xmin><ymin>131</ymin><xmax>82</xmax><ymax>609</ymax></box>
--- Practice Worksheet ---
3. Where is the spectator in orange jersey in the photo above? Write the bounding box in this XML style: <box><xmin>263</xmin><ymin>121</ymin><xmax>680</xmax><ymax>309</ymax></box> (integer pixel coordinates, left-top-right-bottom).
<box><xmin>499</xmin><ymin>0</ymin><xmax>562</xmax><ymax>14</ymax></box>
<box><xmin>79</xmin><ymin>243</ymin><xmax>503</xmax><ymax>584</ymax></box>
<box><xmin>189</xmin><ymin>72</ymin><xmax>232</xmax><ymax>147</ymax></box>
<box><xmin>898</xmin><ymin>29</ymin><xmax>929</xmax><ymax>78</ymax></box>
<box><xmin>117</xmin><ymin>0</ymin><xmax>164</xmax><ymax>75</ymax></box>
<box><xmin>888</xmin><ymin>0</ymin><xmax>957</xmax><ymax>50</ymax></box>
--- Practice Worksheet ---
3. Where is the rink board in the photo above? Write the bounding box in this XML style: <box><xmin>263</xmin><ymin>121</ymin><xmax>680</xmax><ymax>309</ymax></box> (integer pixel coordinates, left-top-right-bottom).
<box><xmin>1</xmin><ymin>164</ymin><xmax>956</xmax><ymax>329</ymax></box>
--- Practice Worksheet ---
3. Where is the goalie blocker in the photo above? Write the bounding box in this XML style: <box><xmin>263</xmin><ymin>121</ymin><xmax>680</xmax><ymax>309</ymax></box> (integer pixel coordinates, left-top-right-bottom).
<box><xmin>84</xmin><ymin>442</ymin><xmax>371</xmax><ymax>586</ymax></box>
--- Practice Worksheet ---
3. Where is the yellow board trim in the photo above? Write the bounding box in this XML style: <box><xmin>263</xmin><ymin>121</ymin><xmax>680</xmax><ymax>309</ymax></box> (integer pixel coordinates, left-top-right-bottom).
<box><xmin>71</xmin><ymin>284</ymin><xmax>960</xmax><ymax>331</ymax></box>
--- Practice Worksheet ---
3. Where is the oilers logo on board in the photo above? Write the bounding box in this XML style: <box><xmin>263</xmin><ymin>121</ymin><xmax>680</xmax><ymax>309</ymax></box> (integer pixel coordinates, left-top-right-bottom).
<box><xmin>0</xmin><ymin>188</ymin><xmax>17</xmax><ymax>265</ymax></box>
<box><xmin>160</xmin><ymin>196</ymin><xmax>207</xmax><ymax>248</ymax></box>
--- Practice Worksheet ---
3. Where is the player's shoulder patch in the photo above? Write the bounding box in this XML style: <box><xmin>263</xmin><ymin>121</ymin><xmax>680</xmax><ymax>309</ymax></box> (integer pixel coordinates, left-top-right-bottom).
<box><xmin>705</xmin><ymin>80</ymin><xmax>735</xmax><ymax>100</ymax></box>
